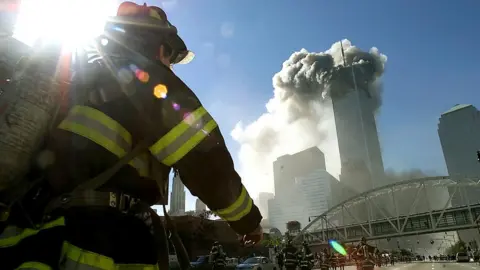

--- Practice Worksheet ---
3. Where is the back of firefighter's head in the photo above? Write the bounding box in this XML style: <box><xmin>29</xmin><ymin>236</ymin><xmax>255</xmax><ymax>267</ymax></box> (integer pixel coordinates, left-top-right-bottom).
<box><xmin>361</xmin><ymin>237</ymin><xmax>367</xmax><ymax>244</ymax></box>
<box><xmin>107</xmin><ymin>1</ymin><xmax>194</xmax><ymax>67</ymax></box>
<box><xmin>303</xmin><ymin>240</ymin><xmax>308</xmax><ymax>247</ymax></box>
<box><xmin>213</xmin><ymin>241</ymin><xmax>220</xmax><ymax>246</ymax></box>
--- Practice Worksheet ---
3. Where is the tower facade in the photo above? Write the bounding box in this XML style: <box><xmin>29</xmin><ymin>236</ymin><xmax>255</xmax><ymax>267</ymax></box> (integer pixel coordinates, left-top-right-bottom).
<box><xmin>170</xmin><ymin>170</ymin><xmax>186</xmax><ymax>215</ymax></box>
<box><xmin>195</xmin><ymin>198</ymin><xmax>206</xmax><ymax>214</ymax></box>
<box><xmin>438</xmin><ymin>104</ymin><xmax>480</xmax><ymax>243</ymax></box>
<box><xmin>331</xmin><ymin>66</ymin><xmax>385</xmax><ymax>193</ymax></box>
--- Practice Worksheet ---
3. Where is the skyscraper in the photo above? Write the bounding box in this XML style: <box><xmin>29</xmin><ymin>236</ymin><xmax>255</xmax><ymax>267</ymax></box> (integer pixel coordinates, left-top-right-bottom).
<box><xmin>195</xmin><ymin>198</ymin><xmax>206</xmax><ymax>214</ymax></box>
<box><xmin>269</xmin><ymin>147</ymin><xmax>328</xmax><ymax>232</ymax></box>
<box><xmin>438</xmin><ymin>104</ymin><xmax>480</xmax><ymax>181</ymax></box>
<box><xmin>273</xmin><ymin>146</ymin><xmax>326</xmax><ymax>198</ymax></box>
<box><xmin>257</xmin><ymin>192</ymin><xmax>274</xmax><ymax>218</ymax></box>
<box><xmin>170</xmin><ymin>170</ymin><xmax>185</xmax><ymax>215</ymax></box>
<box><xmin>331</xmin><ymin>66</ymin><xmax>385</xmax><ymax>193</ymax></box>
<box><xmin>294</xmin><ymin>169</ymin><xmax>340</xmax><ymax>225</ymax></box>
<box><xmin>438</xmin><ymin>104</ymin><xmax>480</xmax><ymax>243</ymax></box>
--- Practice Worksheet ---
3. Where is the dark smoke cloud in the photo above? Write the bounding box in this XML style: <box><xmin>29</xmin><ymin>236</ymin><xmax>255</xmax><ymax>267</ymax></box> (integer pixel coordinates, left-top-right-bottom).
<box><xmin>232</xmin><ymin>40</ymin><xmax>387</xmax><ymax>196</ymax></box>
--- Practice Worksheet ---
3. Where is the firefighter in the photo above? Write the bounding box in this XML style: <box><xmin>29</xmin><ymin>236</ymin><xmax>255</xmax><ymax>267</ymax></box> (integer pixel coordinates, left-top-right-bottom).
<box><xmin>283</xmin><ymin>239</ymin><xmax>298</xmax><ymax>270</ymax></box>
<box><xmin>0</xmin><ymin>2</ymin><xmax>263</xmax><ymax>269</ymax></box>
<box><xmin>338</xmin><ymin>251</ymin><xmax>346</xmax><ymax>270</ymax></box>
<box><xmin>276</xmin><ymin>248</ymin><xmax>285</xmax><ymax>270</ymax></box>
<box><xmin>330</xmin><ymin>252</ymin><xmax>339</xmax><ymax>270</ymax></box>
<box><xmin>319</xmin><ymin>248</ymin><xmax>330</xmax><ymax>270</ymax></box>
<box><xmin>355</xmin><ymin>237</ymin><xmax>375</xmax><ymax>270</ymax></box>
<box><xmin>210</xmin><ymin>241</ymin><xmax>226</xmax><ymax>270</ymax></box>
<box><xmin>299</xmin><ymin>241</ymin><xmax>314</xmax><ymax>270</ymax></box>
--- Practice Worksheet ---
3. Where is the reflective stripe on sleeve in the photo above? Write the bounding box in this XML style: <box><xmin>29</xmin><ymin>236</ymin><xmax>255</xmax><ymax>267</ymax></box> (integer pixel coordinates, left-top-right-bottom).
<box><xmin>61</xmin><ymin>241</ymin><xmax>159</xmax><ymax>270</ymax></box>
<box><xmin>0</xmin><ymin>217</ymin><xmax>65</xmax><ymax>247</ymax></box>
<box><xmin>213</xmin><ymin>186</ymin><xmax>253</xmax><ymax>222</ymax></box>
<box><xmin>16</xmin><ymin>262</ymin><xmax>52</xmax><ymax>270</ymax></box>
<box><xmin>58</xmin><ymin>106</ymin><xmax>149</xmax><ymax>177</ymax></box>
<box><xmin>149</xmin><ymin>106</ymin><xmax>218</xmax><ymax>166</ymax></box>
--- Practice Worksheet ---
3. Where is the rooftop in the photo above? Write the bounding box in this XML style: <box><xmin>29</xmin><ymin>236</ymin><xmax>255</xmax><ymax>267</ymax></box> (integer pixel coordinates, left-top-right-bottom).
<box><xmin>441</xmin><ymin>104</ymin><xmax>473</xmax><ymax>115</ymax></box>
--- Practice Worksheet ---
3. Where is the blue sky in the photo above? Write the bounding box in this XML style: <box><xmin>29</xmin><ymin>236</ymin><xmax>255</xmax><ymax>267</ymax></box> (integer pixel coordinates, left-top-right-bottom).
<box><xmin>6</xmin><ymin>0</ymin><xmax>479</xmax><ymax>211</ymax></box>
<box><xmin>153</xmin><ymin>0</ymin><xmax>479</xmax><ymax>210</ymax></box>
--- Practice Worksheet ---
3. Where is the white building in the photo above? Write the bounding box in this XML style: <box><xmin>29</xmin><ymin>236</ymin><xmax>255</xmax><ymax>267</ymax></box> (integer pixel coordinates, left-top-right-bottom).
<box><xmin>295</xmin><ymin>169</ymin><xmax>339</xmax><ymax>225</ymax></box>
<box><xmin>170</xmin><ymin>170</ymin><xmax>185</xmax><ymax>215</ymax></box>
<box><xmin>269</xmin><ymin>147</ymin><xmax>339</xmax><ymax>232</ymax></box>
<box><xmin>273</xmin><ymin>147</ymin><xmax>326</xmax><ymax>198</ymax></box>
<box><xmin>331</xmin><ymin>67</ymin><xmax>385</xmax><ymax>193</ymax></box>
<box><xmin>438</xmin><ymin>104</ymin><xmax>480</xmax><ymax>243</ymax></box>
<box><xmin>257</xmin><ymin>192</ymin><xmax>274</xmax><ymax>218</ymax></box>
<box><xmin>195</xmin><ymin>198</ymin><xmax>206</xmax><ymax>214</ymax></box>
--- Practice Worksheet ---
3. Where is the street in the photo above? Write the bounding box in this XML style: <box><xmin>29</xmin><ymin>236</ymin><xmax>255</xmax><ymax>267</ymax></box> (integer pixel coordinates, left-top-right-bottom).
<box><xmin>313</xmin><ymin>263</ymin><xmax>480</xmax><ymax>270</ymax></box>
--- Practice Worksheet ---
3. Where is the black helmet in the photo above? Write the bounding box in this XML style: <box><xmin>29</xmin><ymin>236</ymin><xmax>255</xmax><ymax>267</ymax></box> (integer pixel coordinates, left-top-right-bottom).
<box><xmin>213</xmin><ymin>241</ymin><xmax>220</xmax><ymax>246</ymax></box>
<box><xmin>110</xmin><ymin>1</ymin><xmax>194</xmax><ymax>65</ymax></box>
<box><xmin>361</xmin><ymin>237</ymin><xmax>367</xmax><ymax>243</ymax></box>
<box><xmin>303</xmin><ymin>241</ymin><xmax>308</xmax><ymax>246</ymax></box>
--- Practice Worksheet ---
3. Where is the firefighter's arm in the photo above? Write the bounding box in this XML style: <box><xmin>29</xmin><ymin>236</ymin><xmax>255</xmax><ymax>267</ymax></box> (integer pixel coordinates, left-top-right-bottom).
<box><xmin>140</xmin><ymin>63</ymin><xmax>262</xmax><ymax>235</ymax></box>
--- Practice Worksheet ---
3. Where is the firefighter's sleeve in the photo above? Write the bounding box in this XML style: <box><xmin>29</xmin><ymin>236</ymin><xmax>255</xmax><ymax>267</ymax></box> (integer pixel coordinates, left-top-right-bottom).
<box><xmin>140</xmin><ymin>63</ymin><xmax>262</xmax><ymax>235</ymax></box>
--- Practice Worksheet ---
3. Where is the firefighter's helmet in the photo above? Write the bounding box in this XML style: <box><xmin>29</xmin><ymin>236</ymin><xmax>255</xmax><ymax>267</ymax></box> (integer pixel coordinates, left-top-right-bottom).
<box><xmin>361</xmin><ymin>237</ymin><xmax>367</xmax><ymax>244</ymax></box>
<box><xmin>213</xmin><ymin>241</ymin><xmax>220</xmax><ymax>246</ymax></box>
<box><xmin>303</xmin><ymin>240</ymin><xmax>308</xmax><ymax>246</ymax></box>
<box><xmin>110</xmin><ymin>1</ymin><xmax>194</xmax><ymax>65</ymax></box>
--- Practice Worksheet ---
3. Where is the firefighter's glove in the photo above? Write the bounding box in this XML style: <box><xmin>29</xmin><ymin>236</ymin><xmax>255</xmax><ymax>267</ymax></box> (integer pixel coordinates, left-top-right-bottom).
<box><xmin>240</xmin><ymin>225</ymin><xmax>263</xmax><ymax>247</ymax></box>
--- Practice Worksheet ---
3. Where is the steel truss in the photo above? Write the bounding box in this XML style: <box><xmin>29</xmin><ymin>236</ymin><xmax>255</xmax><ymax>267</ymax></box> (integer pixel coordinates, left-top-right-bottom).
<box><xmin>296</xmin><ymin>176</ymin><xmax>480</xmax><ymax>243</ymax></box>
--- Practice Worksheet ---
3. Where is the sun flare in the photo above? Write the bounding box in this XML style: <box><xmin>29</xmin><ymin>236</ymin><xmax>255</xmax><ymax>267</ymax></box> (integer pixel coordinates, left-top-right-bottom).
<box><xmin>13</xmin><ymin>0</ymin><xmax>117</xmax><ymax>48</ymax></box>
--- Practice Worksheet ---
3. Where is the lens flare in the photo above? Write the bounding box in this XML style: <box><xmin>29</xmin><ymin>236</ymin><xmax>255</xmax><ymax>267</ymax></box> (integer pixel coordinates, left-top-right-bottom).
<box><xmin>329</xmin><ymin>240</ymin><xmax>347</xmax><ymax>256</ymax></box>
<box><xmin>153</xmin><ymin>84</ymin><xmax>168</xmax><ymax>99</ymax></box>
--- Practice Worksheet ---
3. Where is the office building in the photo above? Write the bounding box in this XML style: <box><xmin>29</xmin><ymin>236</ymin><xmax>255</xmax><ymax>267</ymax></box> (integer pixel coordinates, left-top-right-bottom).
<box><xmin>195</xmin><ymin>198</ymin><xmax>206</xmax><ymax>214</ymax></box>
<box><xmin>170</xmin><ymin>170</ymin><xmax>185</xmax><ymax>215</ymax></box>
<box><xmin>295</xmin><ymin>169</ymin><xmax>340</xmax><ymax>223</ymax></box>
<box><xmin>438</xmin><ymin>104</ymin><xmax>480</xmax><ymax>243</ymax></box>
<box><xmin>257</xmin><ymin>192</ymin><xmax>274</xmax><ymax>218</ymax></box>
<box><xmin>273</xmin><ymin>146</ymin><xmax>326</xmax><ymax>198</ymax></box>
<box><xmin>269</xmin><ymin>147</ymin><xmax>333</xmax><ymax>232</ymax></box>
<box><xmin>331</xmin><ymin>66</ymin><xmax>385</xmax><ymax>193</ymax></box>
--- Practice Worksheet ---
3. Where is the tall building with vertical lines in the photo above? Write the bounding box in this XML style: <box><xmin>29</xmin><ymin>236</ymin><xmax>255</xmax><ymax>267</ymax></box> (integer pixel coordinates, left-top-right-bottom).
<box><xmin>170</xmin><ymin>170</ymin><xmax>185</xmax><ymax>215</ymax></box>
<box><xmin>438</xmin><ymin>104</ymin><xmax>480</xmax><ymax>243</ymax></box>
<box><xmin>331</xmin><ymin>66</ymin><xmax>385</xmax><ymax>194</ymax></box>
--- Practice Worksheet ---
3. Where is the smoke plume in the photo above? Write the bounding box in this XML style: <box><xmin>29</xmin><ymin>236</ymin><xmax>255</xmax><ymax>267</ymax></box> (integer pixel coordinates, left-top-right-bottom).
<box><xmin>231</xmin><ymin>39</ymin><xmax>387</xmax><ymax>196</ymax></box>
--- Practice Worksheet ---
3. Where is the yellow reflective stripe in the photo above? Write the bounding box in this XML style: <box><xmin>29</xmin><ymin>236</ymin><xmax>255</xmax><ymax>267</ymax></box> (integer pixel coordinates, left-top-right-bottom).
<box><xmin>16</xmin><ymin>262</ymin><xmax>52</xmax><ymax>270</ymax></box>
<box><xmin>117</xmin><ymin>264</ymin><xmax>160</xmax><ymax>270</ymax></box>
<box><xmin>150</xmin><ymin>106</ymin><xmax>208</xmax><ymax>155</ymax></box>
<box><xmin>162</xmin><ymin>119</ymin><xmax>218</xmax><ymax>166</ymax></box>
<box><xmin>71</xmin><ymin>106</ymin><xmax>131</xmax><ymax>145</ymax></box>
<box><xmin>149</xmin><ymin>106</ymin><xmax>219</xmax><ymax>166</ymax></box>
<box><xmin>213</xmin><ymin>186</ymin><xmax>254</xmax><ymax>222</ymax></box>
<box><xmin>62</xmin><ymin>241</ymin><xmax>159</xmax><ymax>270</ymax></box>
<box><xmin>59</xmin><ymin>121</ymin><xmax>127</xmax><ymax>158</ymax></box>
<box><xmin>0</xmin><ymin>217</ymin><xmax>65</xmax><ymax>247</ymax></box>
<box><xmin>59</xmin><ymin>106</ymin><xmax>149</xmax><ymax>177</ymax></box>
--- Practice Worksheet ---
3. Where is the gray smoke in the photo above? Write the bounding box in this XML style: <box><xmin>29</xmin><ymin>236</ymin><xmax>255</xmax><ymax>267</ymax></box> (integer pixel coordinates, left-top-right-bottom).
<box><xmin>231</xmin><ymin>39</ymin><xmax>387</xmax><ymax>196</ymax></box>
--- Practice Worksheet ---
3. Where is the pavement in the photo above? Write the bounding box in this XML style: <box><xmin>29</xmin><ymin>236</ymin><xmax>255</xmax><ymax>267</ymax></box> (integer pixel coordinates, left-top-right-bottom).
<box><xmin>313</xmin><ymin>262</ymin><xmax>480</xmax><ymax>270</ymax></box>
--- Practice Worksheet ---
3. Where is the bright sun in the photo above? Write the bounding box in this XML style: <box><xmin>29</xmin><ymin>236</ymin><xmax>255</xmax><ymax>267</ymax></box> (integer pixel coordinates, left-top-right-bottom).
<box><xmin>13</xmin><ymin>0</ymin><xmax>118</xmax><ymax>48</ymax></box>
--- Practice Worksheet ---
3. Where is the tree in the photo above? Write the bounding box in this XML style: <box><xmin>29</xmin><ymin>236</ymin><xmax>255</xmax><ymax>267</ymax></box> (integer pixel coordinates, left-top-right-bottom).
<box><xmin>286</xmin><ymin>221</ymin><xmax>301</xmax><ymax>232</ymax></box>
<box><xmin>184</xmin><ymin>210</ymin><xmax>196</xmax><ymax>216</ymax></box>
<box><xmin>446</xmin><ymin>240</ymin><xmax>466</xmax><ymax>255</ymax></box>
<box><xmin>198</xmin><ymin>210</ymin><xmax>218</xmax><ymax>220</ymax></box>
<box><xmin>399</xmin><ymin>249</ymin><xmax>413</xmax><ymax>257</ymax></box>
